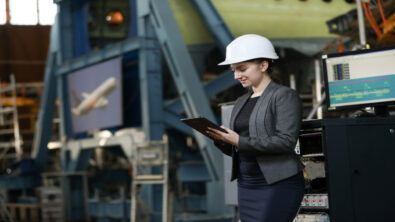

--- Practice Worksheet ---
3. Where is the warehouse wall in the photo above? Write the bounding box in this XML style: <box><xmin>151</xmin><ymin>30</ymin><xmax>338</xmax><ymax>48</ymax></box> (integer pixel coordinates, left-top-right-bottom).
<box><xmin>0</xmin><ymin>25</ymin><xmax>50</xmax><ymax>82</ymax></box>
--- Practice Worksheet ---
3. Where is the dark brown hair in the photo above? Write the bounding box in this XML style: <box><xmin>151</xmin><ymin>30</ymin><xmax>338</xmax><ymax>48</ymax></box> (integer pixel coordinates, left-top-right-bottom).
<box><xmin>248</xmin><ymin>58</ymin><xmax>281</xmax><ymax>84</ymax></box>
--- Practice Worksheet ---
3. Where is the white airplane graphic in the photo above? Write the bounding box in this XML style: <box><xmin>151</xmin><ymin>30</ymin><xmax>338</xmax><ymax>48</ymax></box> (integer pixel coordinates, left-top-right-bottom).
<box><xmin>71</xmin><ymin>77</ymin><xmax>119</xmax><ymax>116</ymax></box>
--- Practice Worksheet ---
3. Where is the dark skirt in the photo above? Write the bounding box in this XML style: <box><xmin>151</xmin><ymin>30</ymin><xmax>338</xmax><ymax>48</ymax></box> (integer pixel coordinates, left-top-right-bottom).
<box><xmin>237</xmin><ymin>161</ymin><xmax>305</xmax><ymax>222</ymax></box>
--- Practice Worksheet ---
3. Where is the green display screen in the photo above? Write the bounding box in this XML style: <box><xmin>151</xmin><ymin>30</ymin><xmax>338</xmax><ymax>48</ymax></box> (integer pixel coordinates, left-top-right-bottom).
<box><xmin>323</xmin><ymin>48</ymin><xmax>395</xmax><ymax>110</ymax></box>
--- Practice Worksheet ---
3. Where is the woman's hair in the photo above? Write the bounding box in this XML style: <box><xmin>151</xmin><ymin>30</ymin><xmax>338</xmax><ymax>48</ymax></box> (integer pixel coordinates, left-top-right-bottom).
<box><xmin>247</xmin><ymin>58</ymin><xmax>281</xmax><ymax>84</ymax></box>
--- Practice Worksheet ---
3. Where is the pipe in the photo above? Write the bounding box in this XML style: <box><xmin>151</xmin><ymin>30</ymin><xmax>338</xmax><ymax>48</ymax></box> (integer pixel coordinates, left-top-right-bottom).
<box><xmin>356</xmin><ymin>0</ymin><xmax>367</xmax><ymax>46</ymax></box>
<box><xmin>315</xmin><ymin>60</ymin><xmax>323</xmax><ymax>119</ymax></box>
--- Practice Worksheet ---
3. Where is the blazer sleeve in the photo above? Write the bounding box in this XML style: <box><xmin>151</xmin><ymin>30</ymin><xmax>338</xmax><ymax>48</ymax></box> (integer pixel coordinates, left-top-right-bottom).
<box><xmin>237</xmin><ymin>87</ymin><xmax>302</xmax><ymax>155</ymax></box>
<box><xmin>212</xmin><ymin>94</ymin><xmax>245</xmax><ymax>157</ymax></box>
<box><xmin>213</xmin><ymin>141</ymin><xmax>232</xmax><ymax>156</ymax></box>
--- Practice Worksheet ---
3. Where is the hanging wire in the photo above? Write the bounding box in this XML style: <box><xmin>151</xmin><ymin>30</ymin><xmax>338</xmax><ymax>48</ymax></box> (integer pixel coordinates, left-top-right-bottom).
<box><xmin>362</xmin><ymin>1</ymin><xmax>382</xmax><ymax>37</ymax></box>
<box><xmin>377</xmin><ymin>0</ymin><xmax>389</xmax><ymax>32</ymax></box>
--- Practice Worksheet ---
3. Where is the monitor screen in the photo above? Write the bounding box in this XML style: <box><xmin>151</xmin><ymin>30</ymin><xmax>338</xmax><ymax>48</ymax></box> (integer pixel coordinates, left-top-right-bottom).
<box><xmin>322</xmin><ymin>46</ymin><xmax>395</xmax><ymax>111</ymax></box>
<box><xmin>67</xmin><ymin>57</ymin><xmax>123</xmax><ymax>133</ymax></box>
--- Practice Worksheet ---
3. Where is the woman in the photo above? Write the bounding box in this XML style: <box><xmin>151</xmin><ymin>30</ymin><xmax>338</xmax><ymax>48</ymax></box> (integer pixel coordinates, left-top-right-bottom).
<box><xmin>207</xmin><ymin>34</ymin><xmax>305</xmax><ymax>222</ymax></box>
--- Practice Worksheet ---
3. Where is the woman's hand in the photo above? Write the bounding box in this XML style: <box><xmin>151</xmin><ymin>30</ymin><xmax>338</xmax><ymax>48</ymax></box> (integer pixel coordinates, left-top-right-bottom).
<box><xmin>206</xmin><ymin>126</ymin><xmax>239</xmax><ymax>147</ymax></box>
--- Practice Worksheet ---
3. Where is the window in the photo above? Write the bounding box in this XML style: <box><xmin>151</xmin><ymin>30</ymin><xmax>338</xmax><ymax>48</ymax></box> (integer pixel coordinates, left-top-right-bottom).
<box><xmin>0</xmin><ymin>0</ymin><xmax>6</xmax><ymax>24</ymax></box>
<box><xmin>10</xmin><ymin>0</ymin><xmax>38</xmax><ymax>25</ymax></box>
<box><xmin>38</xmin><ymin>0</ymin><xmax>57</xmax><ymax>25</ymax></box>
<box><xmin>0</xmin><ymin>0</ymin><xmax>56</xmax><ymax>25</ymax></box>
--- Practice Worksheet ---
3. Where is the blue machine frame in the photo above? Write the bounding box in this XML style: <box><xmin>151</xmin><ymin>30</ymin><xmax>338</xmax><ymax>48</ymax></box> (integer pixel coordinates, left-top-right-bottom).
<box><xmin>30</xmin><ymin>0</ymin><xmax>237</xmax><ymax>221</ymax></box>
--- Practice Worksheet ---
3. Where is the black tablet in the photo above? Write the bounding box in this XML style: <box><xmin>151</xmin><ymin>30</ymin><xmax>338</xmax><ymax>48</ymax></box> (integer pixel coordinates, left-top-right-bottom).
<box><xmin>181</xmin><ymin>117</ymin><xmax>228</xmax><ymax>137</ymax></box>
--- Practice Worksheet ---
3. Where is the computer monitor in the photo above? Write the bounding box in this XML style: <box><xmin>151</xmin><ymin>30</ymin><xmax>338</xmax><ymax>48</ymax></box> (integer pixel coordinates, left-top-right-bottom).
<box><xmin>322</xmin><ymin>46</ymin><xmax>395</xmax><ymax>116</ymax></box>
<box><xmin>67</xmin><ymin>57</ymin><xmax>123</xmax><ymax>133</ymax></box>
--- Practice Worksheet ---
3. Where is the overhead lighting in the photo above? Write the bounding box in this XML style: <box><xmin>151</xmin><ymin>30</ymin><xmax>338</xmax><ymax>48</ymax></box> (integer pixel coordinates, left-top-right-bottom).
<box><xmin>105</xmin><ymin>11</ymin><xmax>123</xmax><ymax>25</ymax></box>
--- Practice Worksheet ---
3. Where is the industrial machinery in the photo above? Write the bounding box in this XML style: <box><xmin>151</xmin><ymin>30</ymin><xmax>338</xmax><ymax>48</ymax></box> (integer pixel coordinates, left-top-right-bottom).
<box><xmin>2</xmin><ymin>0</ymin><xmax>234</xmax><ymax>221</ymax></box>
<box><xmin>326</xmin><ymin>0</ymin><xmax>395</xmax><ymax>48</ymax></box>
<box><xmin>0</xmin><ymin>75</ymin><xmax>22</xmax><ymax>171</ymax></box>
<box><xmin>298</xmin><ymin>117</ymin><xmax>395</xmax><ymax>222</ymax></box>
<box><xmin>3</xmin><ymin>0</ymin><xmax>389</xmax><ymax>222</ymax></box>
<box><xmin>296</xmin><ymin>42</ymin><xmax>395</xmax><ymax>222</ymax></box>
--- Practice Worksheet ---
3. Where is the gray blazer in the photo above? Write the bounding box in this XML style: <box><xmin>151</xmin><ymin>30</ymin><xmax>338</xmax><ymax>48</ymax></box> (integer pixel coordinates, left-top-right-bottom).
<box><xmin>215</xmin><ymin>81</ymin><xmax>304</xmax><ymax>184</ymax></box>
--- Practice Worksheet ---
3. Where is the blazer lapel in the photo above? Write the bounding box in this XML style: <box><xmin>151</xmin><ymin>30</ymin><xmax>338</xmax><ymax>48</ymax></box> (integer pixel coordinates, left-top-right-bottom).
<box><xmin>230</xmin><ymin>91</ymin><xmax>252</xmax><ymax>130</ymax></box>
<box><xmin>249</xmin><ymin>81</ymin><xmax>278</xmax><ymax>136</ymax></box>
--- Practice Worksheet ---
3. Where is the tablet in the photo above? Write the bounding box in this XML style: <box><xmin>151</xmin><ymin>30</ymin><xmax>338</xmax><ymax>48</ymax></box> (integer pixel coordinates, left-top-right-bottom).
<box><xmin>181</xmin><ymin>117</ymin><xmax>228</xmax><ymax>137</ymax></box>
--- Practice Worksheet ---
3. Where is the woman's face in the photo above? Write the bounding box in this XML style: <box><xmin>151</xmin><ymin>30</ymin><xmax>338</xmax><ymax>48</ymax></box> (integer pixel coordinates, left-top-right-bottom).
<box><xmin>231</xmin><ymin>61</ymin><xmax>268</xmax><ymax>88</ymax></box>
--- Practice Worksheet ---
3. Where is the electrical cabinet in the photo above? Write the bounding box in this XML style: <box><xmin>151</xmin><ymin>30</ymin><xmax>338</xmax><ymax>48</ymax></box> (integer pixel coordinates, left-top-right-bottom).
<box><xmin>322</xmin><ymin>117</ymin><xmax>395</xmax><ymax>222</ymax></box>
<box><xmin>301</xmin><ymin>117</ymin><xmax>395</xmax><ymax>222</ymax></box>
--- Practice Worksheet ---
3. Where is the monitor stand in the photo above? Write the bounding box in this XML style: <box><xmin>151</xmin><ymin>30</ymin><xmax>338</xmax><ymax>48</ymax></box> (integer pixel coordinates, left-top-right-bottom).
<box><xmin>374</xmin><ymin>105</ymin><xmax>389</xmax><ymax>117</ymax></box>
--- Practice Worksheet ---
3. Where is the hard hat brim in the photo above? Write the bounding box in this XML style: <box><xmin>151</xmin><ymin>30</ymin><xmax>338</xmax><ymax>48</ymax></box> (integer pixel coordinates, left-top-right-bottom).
<box><xmin>218</xmin><ymin>56</ymin><xmax>279</xmax><ymax>66</ymax></box>
<box><xmin>218</xmin><ymin>60</ymin><xmax>233</xmax><ymax>66</ymax></box>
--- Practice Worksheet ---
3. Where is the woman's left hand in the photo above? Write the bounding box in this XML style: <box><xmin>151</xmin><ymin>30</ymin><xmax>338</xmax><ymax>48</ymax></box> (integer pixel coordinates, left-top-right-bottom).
<box><xmin>206</xmin><ymin>126</ymin><xmax>239</xmax><ymax>147</ymax></box>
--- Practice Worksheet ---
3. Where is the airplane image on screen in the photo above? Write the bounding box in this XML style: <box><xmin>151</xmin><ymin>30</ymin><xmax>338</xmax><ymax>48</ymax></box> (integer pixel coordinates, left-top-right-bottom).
<box><xmin>71</xmin><ymin>77</ymin><xmax>119</xmax><ymax>116</ymax></box>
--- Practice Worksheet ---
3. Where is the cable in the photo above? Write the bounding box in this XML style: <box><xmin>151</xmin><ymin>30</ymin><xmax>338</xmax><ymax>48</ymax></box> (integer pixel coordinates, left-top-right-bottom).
<box><xmin>367</xmin><ymin>2</ymin><xmax>382</xmax><ymax>35</ymax></box>
<box><xmin>377</xmin><ymin>0</ymin><xmax>388</xmax><ymax>32</ymax></box>
<box><xmin>366</xmin><ymin>2</ymin><xmax>382</xmax><ymax>36</ymax></box>
<box><xmin>323</xmin><ymin>39</ymin><xmax>335</xmax><ymax>54</ymax></box>
<box><xmin>337</xmin><ymin>35</ymin><xmax>344</xmax><ymax>53</ymax></box>
<box><xmin>362</xmin><ymin>2</ymin><xmax>382</xmax><ymax>37</ymax></box>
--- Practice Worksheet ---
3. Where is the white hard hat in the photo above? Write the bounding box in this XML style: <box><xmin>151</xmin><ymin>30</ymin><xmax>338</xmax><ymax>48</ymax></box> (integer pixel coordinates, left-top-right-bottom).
<box><xmin>218</xmin><ymin>34</ymin><xmax>279</xmax><ymax>65</ymax></box>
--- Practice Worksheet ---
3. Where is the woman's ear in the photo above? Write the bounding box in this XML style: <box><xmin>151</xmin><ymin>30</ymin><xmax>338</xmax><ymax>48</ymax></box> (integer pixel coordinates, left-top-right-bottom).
<box><xmin>260</xmin><ymin>60</ymin><xmax>269</xmax><ymax>73</ymax></box>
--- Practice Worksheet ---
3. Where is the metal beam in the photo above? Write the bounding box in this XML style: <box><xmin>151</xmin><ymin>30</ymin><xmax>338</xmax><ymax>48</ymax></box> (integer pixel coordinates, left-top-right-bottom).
<box><xmin>163</xmin><ymin>0</ymin><xmax>236</xmax><ymax>115</ymax></box>
<box><xmin>31</xmin><ymin>46</ymin><xmax>58</xmax><ymax>172</ymax></box>
<box><xmin>59</xmin><ymin>0</ymin><xmax>73</xmax><ymax>62</ymax></box>
<box><xmin>56</xmin><ymin>38</ymin><xmax>140</xmax><ymax>76</ymax></box>
<box><xmin>190</xmin><ymin>0</ymin><xmax>233</xmax><ymax>53</ymax></box>
<box><xmin>148</xmin><ymin>0</ymin><xmax>222</xmax><ymax>181</ymax></box>
<box><xmin>138</xmin><ymin>1</ymin><xmax>164</xmax><ymax>141</ymax></box>
<box><xmin>177</xmin><ymin>2</ymin><xmax>235</xmax><ymax>216</ymax></box>
<box><xmin>163</xmin><ymin>111</ymin><xmax>193</xmax><ymax>137</ymax></box>
<box><xmin>165</xmin><ymin>70</ymin><xmax>237</xmax><ymax>114</ymax></box>
<box><xmin>72</xmin><ymin>1</ymin><xmax>91</xmax><ymax>56</ymax></box>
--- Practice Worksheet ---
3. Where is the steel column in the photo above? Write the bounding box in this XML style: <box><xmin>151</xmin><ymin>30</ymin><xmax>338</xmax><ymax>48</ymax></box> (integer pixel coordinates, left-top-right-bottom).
<box><xmin>148</xmin><ymin>0</ymin><xmax>222</xmax><ymax>181</ymax></box>
<box><xmin>137</xmin><ymin>1</ymin><xmax>166</xmax><ymax>220</ymax></box>
<box><xmin>31</xmin><ymin>24</ymin><xmax>59</xmax><ymax>171</ymax></box>
<box><xmin>72</xmin><ymin>1</ymin><xmax>91</xmax><ymax>57</ymax></box>
<box><xmin>58</xmin><ymin>0</ymin><xmax>74</xmax><ymax>62</ymax></box>
<box><xmin>164</xmin><ymin>0</ymin><xmax>236</xmax><ymax>118</ymax></box>
<box><xmin>138</xmin><ymin>2</ymin><xmax>164</xmax><ymax>141</ymax></box>
<box><xmin>356</xmin><ymin>0</ymin><xmax>367</xmax><ymax>46</ymax></box>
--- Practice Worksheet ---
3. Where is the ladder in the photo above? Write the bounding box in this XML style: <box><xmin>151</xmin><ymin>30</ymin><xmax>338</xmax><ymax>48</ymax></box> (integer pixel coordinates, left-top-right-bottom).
<box><xmin>131</xmin><ymin>141</ymin><xmax>168</xmax><ymax>222</ymax></box>
<box><xmin>0</xmin><ymin>74</ymin><xmax>22</xmax><ymax>171</ymax></box>
<box><xmin>0</xmin><ymin>192</ymin><xmax>14</xmax><ymax>222</ymax></box>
